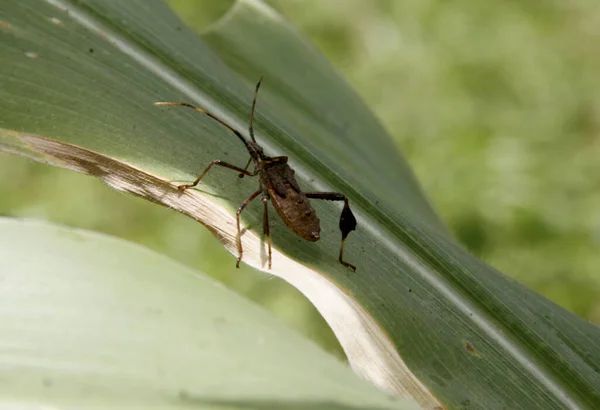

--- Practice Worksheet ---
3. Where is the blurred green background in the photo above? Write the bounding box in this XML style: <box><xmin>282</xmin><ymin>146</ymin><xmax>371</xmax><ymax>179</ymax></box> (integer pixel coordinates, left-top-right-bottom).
<box><xmin>1</xmin><ymin>0</ymin><xmax>599</xmax><ymax>358</ymax></box>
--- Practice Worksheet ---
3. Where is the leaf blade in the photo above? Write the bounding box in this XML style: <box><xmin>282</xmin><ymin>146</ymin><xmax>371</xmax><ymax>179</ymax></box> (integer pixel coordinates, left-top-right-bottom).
<box><xmin>0</xmin><ymin>217</ymin><xmax>418</xmax><ymax>410</ymax></box>
<box><xmin>1</xmin><ymin>0</ymin><xmax>599</xmax><ymax>409</ymax></box>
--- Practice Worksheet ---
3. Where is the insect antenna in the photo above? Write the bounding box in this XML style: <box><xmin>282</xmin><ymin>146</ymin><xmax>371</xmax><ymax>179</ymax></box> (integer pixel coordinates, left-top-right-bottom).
<box><xmin>249</xmin><ymin>75</ymin><xmax>264</xmax><ymax>143</ymax></box>
<box><xmin>153</xmin><ymin>101</ymin><xmax>249</xmax><ymax>147</ymax></box>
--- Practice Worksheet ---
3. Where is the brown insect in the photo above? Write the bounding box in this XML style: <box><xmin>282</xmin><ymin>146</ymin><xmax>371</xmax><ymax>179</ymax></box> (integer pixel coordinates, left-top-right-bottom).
<box><xmin>155</xmin><ymin>76</ymin><xmax>357</xmax><ymax>270</ymax></box>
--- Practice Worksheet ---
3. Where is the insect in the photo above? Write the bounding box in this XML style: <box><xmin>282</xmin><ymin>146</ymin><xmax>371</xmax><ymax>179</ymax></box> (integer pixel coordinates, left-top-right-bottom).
<box><xmin>155</xmin><ymin>76</ymin><xmax>357</xmax><ymax>271</ymax></box>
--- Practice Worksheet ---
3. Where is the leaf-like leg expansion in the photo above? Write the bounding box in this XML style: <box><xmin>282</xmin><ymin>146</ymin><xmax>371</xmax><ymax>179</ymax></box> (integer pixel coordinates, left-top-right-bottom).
<box><xmin>304</xmin><ymin>192</ymin><xmax>357</xmax><ymax>271</ymax></box>
<box><xmin>178</xmin><ymin>160</ymin><xmax>258</xmax><ymax>190</ymax></box>
<box><xmin>262</xmin><ymin>194</ymin><xmax>272</xmax><ymax>269</ymax></box>
<box><xmin>236</xmin><ymin>190</ymin><xmax>263</xmax><ymax>268</ymax></box>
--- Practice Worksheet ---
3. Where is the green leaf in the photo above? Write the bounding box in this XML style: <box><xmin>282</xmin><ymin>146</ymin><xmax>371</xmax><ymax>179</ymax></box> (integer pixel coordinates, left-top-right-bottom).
<box><xmin>198</xmin><ymin>3</ymin><xmax>600</xmax><ymax>408</ymax></box>
<box><xmin>1</xmin><ymin>1</ymin><xmax>599</xmax><ymax>409</ymax></box>
<box><xmin>0</xmin><ymin>217</ymin><xmax>416</xmax><ymax>410</ymax></box>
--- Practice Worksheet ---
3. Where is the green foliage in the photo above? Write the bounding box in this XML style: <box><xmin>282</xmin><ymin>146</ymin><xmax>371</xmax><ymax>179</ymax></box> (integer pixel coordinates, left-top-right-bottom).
<box><xmin>249</xmin><ymin>0</ymin><xmax>600</xmax><ymax>323</ymax></box>
<box><xmin>1</xmin><ymin>1</ymin><xmax>600</xmax><ymax>409</ymax></box>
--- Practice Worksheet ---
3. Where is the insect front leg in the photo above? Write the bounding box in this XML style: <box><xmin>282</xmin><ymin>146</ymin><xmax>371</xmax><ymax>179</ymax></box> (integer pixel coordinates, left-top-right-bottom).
<box><xmin>304</xmin><ymin>192</ymin><xmax>357</xmax><ymax>271</ymax></box>
<box><xmin>238</xmin><ymin>157</ymin><xmax>254</xmax><ymax>179</ymax></box>
<box><xmin>262</xmin><ymin>193</ymin><xmax>272</xmax><ymax>269</ymax></box>
<box><xmin>235</xmin><ymin>190</ymin><xmax>263</xmax><ymax>268</ymax></box>
<box><xmin>178</xmin><ymin>160</ymin><xmax>258</xmax><ymax>190</ymax></box>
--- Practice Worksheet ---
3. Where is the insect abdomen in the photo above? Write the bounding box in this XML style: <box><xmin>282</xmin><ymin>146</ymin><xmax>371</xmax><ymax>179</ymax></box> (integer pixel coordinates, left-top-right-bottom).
<box><xmin>269</xmin><ymin>187</ymin><xmax>321</xmax><ymax>242</ymax></box>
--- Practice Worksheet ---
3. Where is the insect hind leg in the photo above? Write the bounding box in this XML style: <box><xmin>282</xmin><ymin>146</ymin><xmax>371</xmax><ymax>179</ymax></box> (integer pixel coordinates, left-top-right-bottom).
<box><xmin>304</xmin><ymin>192</ymin><xmax>357</xmax><ymax>271</ymax></box>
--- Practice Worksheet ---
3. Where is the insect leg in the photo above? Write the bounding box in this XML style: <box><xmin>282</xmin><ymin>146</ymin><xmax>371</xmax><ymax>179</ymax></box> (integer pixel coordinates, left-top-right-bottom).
<box><xmin>238</xmin><ymin>157</ymin><xmax>254</xmax><ymax>179</ymax></box>
<box><xmin>262</xmin><ymin>193</ymin><xmax>272</xmax><ymax>269</ymax></box>
<box><xmin>235</xmin><ymin>190</ymin><xmax>263</xmax><ymax>268</ymax></box>
<box><xmin>304</xmin><ymin>192</ymin><xmax>357</xmax><ymax>271</ymax></box>
<box><xmin>178</xmin><ymin>160</ymin><xmax>258</xmax><ymax>190</ymax></box>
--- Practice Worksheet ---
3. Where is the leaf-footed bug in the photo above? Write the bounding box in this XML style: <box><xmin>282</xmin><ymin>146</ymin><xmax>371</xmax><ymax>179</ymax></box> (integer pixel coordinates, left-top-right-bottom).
<box><xmin>155</xmin><ymin>76</ymin><xmax>357</xmax><ymax>270</ymax></box>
